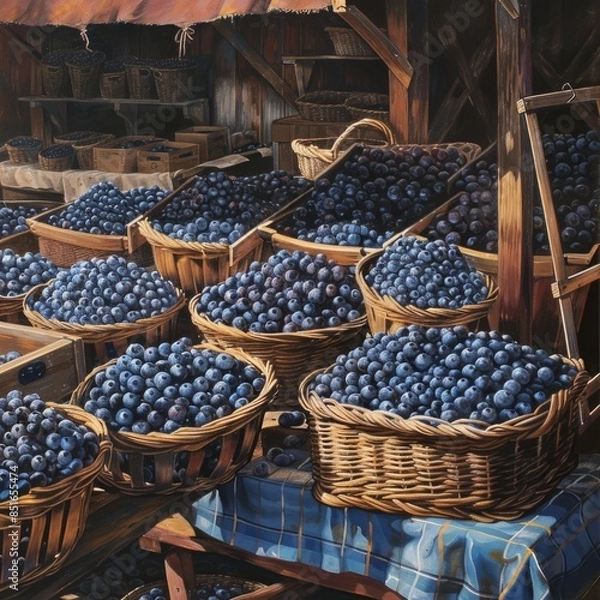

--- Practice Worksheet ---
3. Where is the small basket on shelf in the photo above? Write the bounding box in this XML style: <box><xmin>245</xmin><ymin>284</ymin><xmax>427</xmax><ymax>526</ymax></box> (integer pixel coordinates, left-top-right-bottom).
<box><xmin>125</xmin><ymin>58</ymin><xmax>157</xmax><ymax>99</ymax></box>
<box><xmin>5</xmin><ymin>136</ymin><xmax>44</xmax><ymax>164</ymax></box>
<box><xmin>291</xmin><ymin>117</ymin><xmax>395</xmax><ymax>179</ymax></box>
<box><xmin>345</xmin><ymin>93</ymin><xmax>390</xmax><ymax>124</ymax></box>
<box><xmin>38</xmin><ymin>144</ymin><xmax>76</xmax><ymax>171</ymax></box>
<box><xmin>100</xmin><ymin>56</ymin><xmax>134</xmax><ymax>98</ymax></box>
<box><xmin>325</xmin><ymin>26</ymin><xmax>381</xmax><ymax>57</ymax></box>
<box><xmin>299</xmin><ymin>358</ymin><xmax>589</xmax><ymax>521</ymax></box>
<box><xmin>70</xmin><ymin>342</ymin><xmax>277</xmax><ymax>495</ymax></box>
<box><xmin>73</xmin><ymin>133</ymin><xmax>116</xmax><ymax>170</ymax></box>
<box><xmin>295</xmin><ymin>90</ymin><xmax>355</xmax><ymax>122</ymax></box>
<box><xmin>0</xmin><ymin>403</ymin><xmax>110</xmax><ymax>593</ymax></box>
<box><xmin>41</xmin><ymin>50</ymin><xmax>72</xmax><ymax>97</ymax></box>
<box><xmin>65</xmin><ymin>50</ymin><xmax>106</xmax><ymax>99</ymax></box>
<box><xmin>152</xmin><ymin>57</ymin><xmax>196</xmax><ymax>103</ymax></box>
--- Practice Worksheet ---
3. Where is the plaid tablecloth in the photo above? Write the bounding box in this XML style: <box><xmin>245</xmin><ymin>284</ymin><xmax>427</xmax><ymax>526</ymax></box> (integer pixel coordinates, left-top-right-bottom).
<box><xmin>192</xmin><ymin>453</ymin><xmax>600</xmax><ymax>599</ymax></box>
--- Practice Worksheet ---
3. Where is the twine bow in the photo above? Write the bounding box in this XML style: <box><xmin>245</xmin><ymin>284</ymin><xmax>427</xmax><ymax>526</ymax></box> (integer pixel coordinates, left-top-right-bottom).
<box><xmin>175</xmin><ymin>26</ymin><xmax>195</xmax><ymax>58</ymax></box>
<box><xmin>79</xmin><ymin>26</ymin><xmax>91</xmax><ymax>51</ymax></box>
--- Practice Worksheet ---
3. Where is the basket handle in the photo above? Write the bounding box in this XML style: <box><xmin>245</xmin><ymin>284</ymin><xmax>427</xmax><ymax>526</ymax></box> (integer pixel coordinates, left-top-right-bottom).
<box><xmin>330</xmin><ymin>118</ymin><xmax>396</xmax><ymax>156</ymax></box>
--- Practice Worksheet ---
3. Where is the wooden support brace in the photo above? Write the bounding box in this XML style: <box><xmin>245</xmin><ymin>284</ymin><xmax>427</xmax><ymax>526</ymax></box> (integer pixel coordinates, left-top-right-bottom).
<box><xmin>498</xmin><ymin>0</ymin><xmax>520</xmax><ymax>19</ymax></box>
<box><xmin>552</xmin><ymin>264</ymin><xmax>600</xmax><ymax>299</ymax></box>
<box><xmin>211</xmin><ymin>20</ymin><xmax>298</xmax><ymax>108</ymax></box>
<box><xmin>517</xmin><ymin>85</ymin><xmax>600</xmax><ymax>113</ymax></box>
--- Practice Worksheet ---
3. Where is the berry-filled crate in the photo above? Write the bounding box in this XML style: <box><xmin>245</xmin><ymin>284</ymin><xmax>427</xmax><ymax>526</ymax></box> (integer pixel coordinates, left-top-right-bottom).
<box><xmin>257</xmin><ymin>140</ymin><xmax>481</xmax><ymax>266</ymax></box>
<box><xmin>93</xmin><ymin>135</ymin><xmax>168</xmax><ymax>173</ymax></box>
<box><xmin>69</xmin><ymin>340</ymin><xmax>278</xmax><ymax>495</ymax></box>
<box><xmin>25</xmin><ymin>181</ymin><xmax>174</xmax><ymax>268</ymax></box>
<box><xmin>0</xmin><ymin>321</ymin><xmax>85</xmax><ymax>401</ymax></box>
<box><xmin>404</xmin><ymin>138</ymin><xmax>599</xmax><ymax>351</ymax></box>
<box><xmin>298</xmin><ymin>325</ymin><xmax>591</xmax><ymax>521</ymax></box>
<box><xmin>137</xmin><ymin>141</ymin><xmax>200</xmax><ymax>174</ymax></box>
<box><xmin>137</xmin><ymin>170</ymin><xmax>311</xmax><ymax>297</ymax></box>
<box><xmin>0</xmin><ymin>399</ymin><xmax>110</xmax><ymax>593</ymax></box>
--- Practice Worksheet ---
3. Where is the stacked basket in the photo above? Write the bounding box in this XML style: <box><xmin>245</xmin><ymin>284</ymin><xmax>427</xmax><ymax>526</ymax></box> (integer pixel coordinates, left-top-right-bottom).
<box><xmin>65</xmin><ymin>50</ymin><xmax>106</xmax><ymax>99</ymax></box>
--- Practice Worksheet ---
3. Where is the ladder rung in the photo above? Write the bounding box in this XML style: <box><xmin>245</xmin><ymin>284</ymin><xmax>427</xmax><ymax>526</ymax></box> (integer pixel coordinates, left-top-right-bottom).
<box><xmin>551</xmin><ymin>263</ymin><xmax>600</xmax><ymax>299</ymax></box>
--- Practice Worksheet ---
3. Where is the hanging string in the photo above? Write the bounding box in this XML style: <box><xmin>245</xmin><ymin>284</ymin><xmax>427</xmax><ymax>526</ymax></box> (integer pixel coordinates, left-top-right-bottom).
<box><xmin>175</xmin><ymin>26</ymin><xmax>195</xmax><ymax>58</ymax></box>
<box><xmin>79</xmin><ymin>26</ymin><xmax>91</xmax><ymax>51</ymax></box>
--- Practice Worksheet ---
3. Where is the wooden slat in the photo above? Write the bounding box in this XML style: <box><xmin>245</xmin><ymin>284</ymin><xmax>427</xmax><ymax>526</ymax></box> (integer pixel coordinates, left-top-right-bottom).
<box><xmin>211</xmin><ymin>20</ymin><xmax>298</xmax><ymax>108</ymax></box>
<box><xmin>552</xmin><ymin>264</ymin><xmax>600</xmax><ymax>299</ymax></box>
<box><xmin>497</xmin><ymin>0</ymin><xmax>520</xmax><ymax>19</ymax></box>
<box><xmin>517</xmin><ymin>85</ymin><xmax>600</xmax><ymax>113</ymax></box>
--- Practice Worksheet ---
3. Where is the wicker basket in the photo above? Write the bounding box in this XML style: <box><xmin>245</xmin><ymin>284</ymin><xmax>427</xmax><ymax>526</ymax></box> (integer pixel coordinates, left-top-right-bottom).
<box><xmin>100</xmin><ymin>70</ymin><xmax>127</xmax><ymax>98</ymax></box>
<box><xmin>291</xmin><ymin>117</ymin><xmax>395</xmax><ymax>179</ymax></box>
<box><xmin>38</xmin><ymin>144</ymin><xmax>76</xmax><ymax>171</ymax></box>
<box><xmin>73</xmin><ymin>133</ymin><xmax>116</xmax><ymax>170</ymax></box>
<box><xmin>0</xmin><ymin>403</ymin><xmax>110</xmax><ymax>592</ymax></box>
<box><xmin>325</xmin><ymin>26</ymin><xmax>380</xmax><ymax>57</ymax></box>
<box><xmin>298</xmin><ymin>358</ymin><xmax>589</xmax><ymax>521</ymax></box>
<box><xmin>138</xmin><ymin>219</ymin><xmax>268</xmax><ymax>298</ymax></box>
<box><xmin>53</xmin><ymin>130</ymin><xmax>99</xmax><ymax>145</ymax></box>
<box><xmin>125</xmin><ymin>59</ymin><xmax>157</xmax><ymax>99</ymax></box>
<box><xmin>66</xmin><ymin>51</ymin><xmax>105</xmax><ymax>99</ymax></box>
<box><xmin>6</xmin><ymin>137</ymin><xmax>43</xmax><ymax>164</ymax></box>
<box><xmin>152</xmin><ymin>60</ymin><xmax>196</xmax><ymax>103</ymax></box>
<box><xmin>0</xmin><ymin>291</ymin><xmax>28</xmax><ymax>325</ymax></box>
<box><xmin>295</xmin><ymin>90</ymin><xmax>355</xmax><ymax>122</ymax></box>
<box><xmin>23</xmin><ymin>283</ymin><xmax>185</xmax><ymax>369</ymax></box>
<box><xmin>70</xmin><ymin>341</ymin><xmax>277</xmax><ymax>495</ymax></box>
<box><xmin>189</xmin><ymin>299</ymin><xmax>368</xmax><ymax>408</ymax></box>
<box><xmin>345</xmin><ymin>93</ymin><xmax>390</xmax><ymax>124</ymax></box>
<box><xmin>41</xmin><ymin>50</ymin><xmax>72</xmax><ymax>97</ymax></box>
<box><xmin>356</xmin><ymin>250</ymin><xmax>499</xmax><ymax>333</ymax></box>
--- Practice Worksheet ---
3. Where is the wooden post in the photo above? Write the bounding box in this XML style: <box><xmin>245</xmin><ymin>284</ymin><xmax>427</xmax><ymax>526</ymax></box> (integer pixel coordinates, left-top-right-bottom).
<box><xmin>386</xmin><ymin>0</ymin><xmax>429</xmax><ymax>143</ymax></box>
<box><xmin>495</xmin><ymin>0</ymin><xmax>534</xmax><ymax>343</ymax></box>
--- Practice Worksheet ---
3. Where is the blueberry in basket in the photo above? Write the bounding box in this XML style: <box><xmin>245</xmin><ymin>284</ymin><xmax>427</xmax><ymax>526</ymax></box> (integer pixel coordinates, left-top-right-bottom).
<box><xmin>148</xmin><ymin>145</ymin><xmax>176</xmax><ymax>153</ymax></box>
<box><xmin>0</xmin><ymin>204</ymin><xmax>40</xmax><ymax>238</ymax></box>
<box><xmin>82</xmin><ymin>338</ymin><xmax>266</xmax><ymax>434</ymax></box>
<box><xmin>151</xmin><ymin>169</ymin><xmax>310</xmax><ymax>244</ymax></box>
<box><xmin>27</xmin><ymin>254</ymin><xmax>179</xmax><ymax>325</ymax></box>
<box><xmin>193</xmin><ymin>249</ymin><xmax>364</xmax><ymax>333</ymax></box>
<box><xmin>365</xmin><ymin>235</ymin><xmax>489</xmax><ymax>309</ymax></box>
<box><xmin>307</xmin><ymin>324</ymin><xmax>578</xmax><ymax>425</ymax></box>
<box><xmin>136</xmin><ymin>581</ymin><xmax>245</xmax><ymax>600</ymax></box>
<box><xmin>0</xmin><ymin>248</ymin><xmax>58</xmax><ymax>296</ymax></box>
<box><xmin>7</xmin><ymin>136</ymin><xmax>43</xmax><ymax>149</ymax></box>
<box><xmin>0</xmin><ymin>390</ymin><xmax>101</xmax><ymax>499</ymax></box>
<box><xmin>40</xmin><ymin>144</ymin><xmax>74</xmax><ymax>159</ymax></box>
<box><xmin>47</xmin><ymin>181</ymin><xmax>167</xmax><ymax>235</ymax></box>
<box><xmin>0</xmin><ymin>350</ymin><xmax>21</xmax><ymax>365</ymax></box>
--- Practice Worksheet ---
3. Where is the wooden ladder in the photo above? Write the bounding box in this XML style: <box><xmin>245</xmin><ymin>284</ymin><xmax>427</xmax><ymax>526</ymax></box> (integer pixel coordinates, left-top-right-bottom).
<box><xmin>518</xmin><ymin>85</ymin><xmax>600</xmax><ymax>432</ymax></box>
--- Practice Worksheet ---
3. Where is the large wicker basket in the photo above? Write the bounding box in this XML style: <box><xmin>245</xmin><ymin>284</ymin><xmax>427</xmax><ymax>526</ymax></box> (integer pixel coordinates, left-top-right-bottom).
<box><xmin>299</xmin><ymin>358</ymin><xmax>588</xmax><ymax>521</ymax></box>
<box><xmin>295</xmin><ymin>90</ymin><xmax>355</xmax><ymax>122</ymax></box>
<box><xmin>124</xmin><ymin>59</ymin><xmax>157</xmax><ymax>99</ymax></box>
<box><xmin>152</xmin><ymin>59</ymin><xmax>196</xmax><ymax>103</ymax></box>
<box><xmin>291</xmin><ymin>117</ymin><xmax>395</xmax><ymax>179</ymax></box>
<box><xmin>73</xmin><ymin>133</ymin><xmax>116</xmax><ymax>170</ymax></box>
<box><xmin>6</xmin><ymin>137</ymin><xmax>43</xmax><ymax>164</ymax></box>
<box><xmin>70</xmin><ymin>342</ymin><xmax>277</xmax><ymax>495</ymax></box>
<box><xmin>345</xmin><ymin>93</ymin><xmax>390</xmax><ymax>124</ymax></box>
<box><xmin>355</xmin><ymin>249</ymin><xmax>499</xmax><ymax>333</ymax></box>
<box><xmin>0</xmin><ymin>403</ymin><xmax>110</xmax><ymax>592</ymax></box>
<box><xmin>23</xmin><ymin>283</ymin><xmax>185</xmax><ymax>369</ymax></box>
<box><xmin>41</xmin><ymin>50</ymin><xmax>72</xmax><ymax>97</ymax></box>
<box><xmin>38</xmin><ymin>144</ymin><xmax>76</xmax><ymax>171</ymax></box>
<box><xmin>325</xmin><ymin>26</ymin><xmax>379</xmax><ymax>56</ymax></box>
<box><xmin>189</xmin><ymin>298</ymin><xmax>368</xmax><ymax>408</ymax></box>
<box><xmin>65</xmin><ymin>51</ymin><xmax>105</xmax><ymax>99</ymax></box>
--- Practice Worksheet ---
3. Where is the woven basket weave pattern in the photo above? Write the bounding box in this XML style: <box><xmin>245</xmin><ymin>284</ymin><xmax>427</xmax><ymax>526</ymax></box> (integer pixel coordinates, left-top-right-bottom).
<box><xmin>295</xmin><ymin>90</ymin><xmax>355</xmax><ymax>122</ymax></box>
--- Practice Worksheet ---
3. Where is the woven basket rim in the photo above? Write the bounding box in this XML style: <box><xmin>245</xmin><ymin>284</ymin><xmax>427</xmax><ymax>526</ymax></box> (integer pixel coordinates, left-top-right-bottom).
<box><xmin>7</xmin><ymin>136</ymin><xmax>44</xmax><ymax>147</ymax></box>
<box><xmin>299</xmin><ymin>357</ymin><xmax>588</xmax><ymax>439</ymax></box>
<box><xmin>69</xmin><ymin>340</ymin><xmax>277</xmax><ymax>451</ymax></box>
<box><xmin>296</xmin><ymin>90</ymin><xmax>356</xmax><ymax>106</ymax></box>
<box><xmin>345</xmin><ymin>92</ymin><xmax>390</xmax><ymax>109</ymax></box>
<box><xmin>23</xmin><ymin>281</ymin><xmax>186</xmax><ymax>342</ymax></box>
<box><xmin>356</xmin><ymin>249</ymin><xmax>499</xmax><ymax>321</ymax></box>
<box><xmin>189</xmin><ymin>294</ymin><xmax>368</xmax><ymax>343</ymax></box>
<box><xmin>65</xmin><ymin>50</ymin><xmax>106</xmax><ymax>67</ymax></box>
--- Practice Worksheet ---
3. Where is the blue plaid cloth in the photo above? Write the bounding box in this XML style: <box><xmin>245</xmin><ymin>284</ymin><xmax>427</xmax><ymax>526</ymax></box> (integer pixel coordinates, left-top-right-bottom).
<box><xmin>191</xmin><ymin>453</ymin><xmax>600</xmax><ymax>599</ymax></box>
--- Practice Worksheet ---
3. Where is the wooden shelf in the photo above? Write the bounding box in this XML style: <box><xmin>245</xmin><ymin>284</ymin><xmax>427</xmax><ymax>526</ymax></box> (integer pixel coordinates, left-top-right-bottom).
<box><xmin>19</xmin><ymin>96</ymin><xmax>209</xmax><ymax>136</ymax></box>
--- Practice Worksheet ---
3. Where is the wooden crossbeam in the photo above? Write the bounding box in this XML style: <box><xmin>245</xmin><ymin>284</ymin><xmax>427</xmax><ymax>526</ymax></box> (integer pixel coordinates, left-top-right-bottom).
<box><xmin>552</xmin><ymin>264</ymin><xmax>600</xmax><ymax>299</ymax></box>
<box><xmin>518</xmin><ymin>85</ymin><xmax>600</xmax><ymax>113</ymax></box>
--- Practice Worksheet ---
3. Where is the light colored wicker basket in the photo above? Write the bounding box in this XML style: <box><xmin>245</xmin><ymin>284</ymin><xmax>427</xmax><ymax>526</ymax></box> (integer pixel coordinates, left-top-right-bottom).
<box><xmin>291</xmin><ymin>117</ymin><xmax>395</xmax><ymax>179</ymax></box>
<box><xmin>73</xmin><ymin>133</ymin><xmax>116</xmax><ymax>170</ymax></box>
<box><xmin>70</xmin><ymin>342</ymin><xmax>277</xmax><ymax>495</ymax></box>
<box><xmin>23</xmin><ymin>283</ymin><xmax>185</xmax><ymax>369</ymax></box>
<box><xmin>355</xmin><ymin>249</ymin><xmax>499</xmax><ymax>333</ymax></box>
<box><xmin>189</xmin><ymin>298</ymin><xmax>368</xmax><ymax>408</ymax></box>
<box><xmin>295</xmin><ymin>90</ymin><xmax>355</xmax><ymax>122</ymax></box>
<box><xmin>6</xmin><ymin>137</ymin><xmax>43</xmax><ymax>164</ymax></box>
<box><xmin>345</xmin><ymin>93</ymin><xmax>390</xmax><ymax>124</ymax></box>
<box><xmin>53</xmin><ymin>130</ymin><xmax>99</xmax><ymax>145</ymax></box>
<box><xmin>299</xmin><ymin>358</ymin><xmax>589</xmax><ymax>521</ymax></box>
<box><xmin>0</xmin><ymin>403</ymin><xmax>110</xmax><ymax>592</ymax></box>
<box><xmin>38</xmin><ymin>144</ymin><xmax>76</xmax><ymax>171</ymax></box>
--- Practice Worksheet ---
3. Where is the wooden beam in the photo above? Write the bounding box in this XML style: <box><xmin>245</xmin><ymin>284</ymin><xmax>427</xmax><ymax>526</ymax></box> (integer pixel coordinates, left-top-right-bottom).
<box><xmin>498</xmin><ymin>0</ymin><xmax>520</xmax><ymax>19</ymax></box>
<box><xmin>496</xmin><ymin>0</ymin><xmax>534</xmax><ymax>343</ymax></box>
<box><xmin>386</xmin><ymin>0</ymin><xmax>429</xmax><ymax>143</ymax></box>
<box><xmin>518</xmin><ymin>85</ymin><xmax>600</xmax><ymax>113</ymax></box>
<box><xmin>211</xmin><ymin>20</ymin><xmax>298</xmax><ymax>108</ymax></box>
<box><xmin>338</xmin><ymin>5</ymin><xmax>414</xmax><ymax>89</ymax></box>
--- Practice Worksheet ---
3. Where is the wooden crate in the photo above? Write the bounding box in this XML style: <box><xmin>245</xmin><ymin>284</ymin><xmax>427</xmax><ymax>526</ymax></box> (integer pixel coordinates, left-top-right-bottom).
<box><xmin>93</xmin><ymin>135</ymin><xmax>167</xmax><ymax>173</ymax></box>
<box><xmin>404</xmin><ymin>196</ymin><xmax>599</xmax><ymax>352</ymax></box>
<box><xmin>174</xmin><ymin>126</ymin><xmax>231</xmax><ymax>163</ymax></box>
<box><xmin>0</xmin><ymin>321</ymin><xmax>85</xmax><ymax>401</ymax></box>
<box><xmin>137</xmin><ymin>141</ymin><xmax>200</xmax><ymax>174</ymax></box>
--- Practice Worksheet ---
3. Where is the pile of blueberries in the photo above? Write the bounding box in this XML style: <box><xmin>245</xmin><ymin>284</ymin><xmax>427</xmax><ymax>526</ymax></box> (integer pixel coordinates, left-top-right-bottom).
<box><xmin>308</xmin><ymin>324</ymin><xmax>578</xmax><ymax>425</ymax></box>
<box><xmin>48</xmin><ymin>181</ymin><xmax>168</xmax><ymax>235</ymax></box>
<box><xmin>365</xmin><ymin>236</ymin><xmax>489</xmax><ymax>309</ymax></box>
<box><xmin>137</xmin><ymin>581</ymin><xmax>246</xmax><ymax>600</ymax></box>
<box><xmin>0</xmin><ymin>390</ymin><xmax>102</xmax><ymax>499</ymax></box>
<box><xmin>0</xmin><ymin>205</ymin><xmax>39</xmax><ymax>238</ymax></box>
<box><xmin>194</xmin><ymin>249</ymin><xmax>364</xmax><ymax>333</ymax></box>
<box><xmin>28</xmin><ymin>255</ymin><xmax>179</xmax><ymax>325</ymax></box>
<box><xmin>117</xmin><ymin>138</ymin><xmax>161</xmax><ymax>149</ymax></box>
<box><xmin>0</xmin><ymin>350</ymin><xmax>21</xmax><ymax>365</ymax></box>
<box><xmin>82</xmin><ymin>338</ymin><xmax>266</xmax><ymax>434</ymax></box>
<box><xmin>65</xmin><ymin>50</ymin><xmax>105</xmax><ymax>66</ymax></box>
<box><xmin>426</xmin><ymin>130</ymin><xmax>599</xmax><ymax>254</ymax></box>
<box><xmin>7</xmin><ymin>136</ymin><xmax>42</xmax><ymax>150</ymax></box>
<box><xmin>40</xmin><ymin>144</ymin><xmax>74</xmax><ymax>160</ymax></box>
<box><xmin>284</xmin><ymin>145</ymin><xmax>467</xmax><ymax>247</ymax></box>
<box><xmin>0</xmin><ymin>249</ymin><xmax>58</xmax><ymax>296</ymax></box>
<box><xmin>151</xmin><ymin>169</ymin><xmax>310</xmax><ymax>244</ymax></box>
